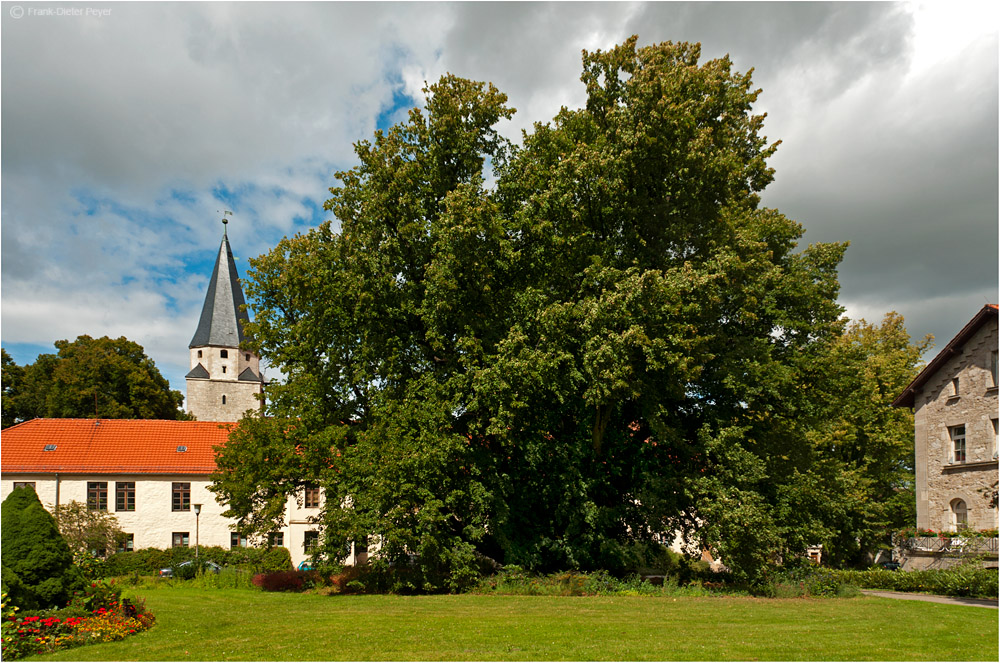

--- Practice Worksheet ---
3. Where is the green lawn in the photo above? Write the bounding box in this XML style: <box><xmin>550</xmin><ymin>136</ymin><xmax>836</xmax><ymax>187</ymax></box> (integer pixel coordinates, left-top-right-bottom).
<box><xmin>27</xmin><ymin>588</ymin><xmax>999</xmax><ymax>661</ymax></box>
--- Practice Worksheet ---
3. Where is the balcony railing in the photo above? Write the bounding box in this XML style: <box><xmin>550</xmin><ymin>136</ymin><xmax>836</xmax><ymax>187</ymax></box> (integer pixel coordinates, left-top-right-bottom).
<box><xmin>898</xmin><ymin>537</ymin><xmax>999</xmax><ymax>555</ymax></box>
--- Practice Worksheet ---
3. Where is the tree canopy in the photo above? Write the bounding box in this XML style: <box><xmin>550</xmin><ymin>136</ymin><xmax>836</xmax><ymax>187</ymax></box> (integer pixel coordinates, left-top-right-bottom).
<box><xmin>211</xmin><ymin>38</ymin><xmax>923</xmax><ymax>587</ymax></box>
<box><xmin>1</xmin><ymin>336</ymin><xmax>188</xmax><ymax>427</ymax></box>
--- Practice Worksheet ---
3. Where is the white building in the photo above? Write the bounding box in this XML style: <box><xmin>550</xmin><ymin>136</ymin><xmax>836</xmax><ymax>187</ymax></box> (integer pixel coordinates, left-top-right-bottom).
<box><xmin>1</xmin><ymin>222</ymin><xmax>358</xmax><ymax>569</ymax></box>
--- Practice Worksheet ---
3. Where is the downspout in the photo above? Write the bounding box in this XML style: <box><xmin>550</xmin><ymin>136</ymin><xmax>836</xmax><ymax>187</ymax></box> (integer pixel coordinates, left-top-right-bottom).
<box><xmin>54</xmin><ymin>473</ymin><xmax>61</xmax><ymax>517</ymax></box>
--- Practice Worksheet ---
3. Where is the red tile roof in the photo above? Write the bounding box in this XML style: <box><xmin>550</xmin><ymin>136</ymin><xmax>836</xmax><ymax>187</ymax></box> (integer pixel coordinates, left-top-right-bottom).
<box><xmin>892</xmin><ymin>304</ymin><xmax>999</xmax><ymax>408</ymax></box>
<box><xmin>1</xmin><ymin>419</ymin><xmax>235</xmax><ymax>475</ymax></box>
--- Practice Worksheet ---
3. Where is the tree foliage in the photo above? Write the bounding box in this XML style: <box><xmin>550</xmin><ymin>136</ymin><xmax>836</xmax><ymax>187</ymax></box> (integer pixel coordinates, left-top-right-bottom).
<box><xmin>54</xmin><ymin>501</ymin><xmax>126</xmax><ymax>560</ymax></box>
<box><xmin>1</xmin><ymin>486</ymin><xmax>83</xmax><ymax>610</ymax></box>
<box><xmin>803</xmin><ymin>313</ymin><xmax>929</xmax><ymax>565</ymax></box>
<box><xmin>1</xmin><ymin>336</ymin><xmax>188</xmax><ymax>426</ymax></box>
<box><xmin>212</xmin><ymin>38</ymin><xmax>922</xmax><ymax>587</ymax></box>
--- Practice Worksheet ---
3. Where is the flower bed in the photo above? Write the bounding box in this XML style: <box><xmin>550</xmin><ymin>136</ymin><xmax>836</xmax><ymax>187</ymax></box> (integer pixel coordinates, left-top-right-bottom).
<box><xmin>2</xmin><ymin>582</ymin><xmax>155</xmax><ymax>660</ymax></box>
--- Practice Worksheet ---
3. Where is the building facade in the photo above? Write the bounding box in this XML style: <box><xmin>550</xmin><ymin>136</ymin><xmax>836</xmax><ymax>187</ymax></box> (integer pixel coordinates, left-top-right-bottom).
<box><xmin>0</xmin><ymin>419</ymin><xmax>352</xmax><ymax>568</ymax></box>
<box><xmin>893</xmin><ymin>304</ymin><xmax>999</xmax><ymax>533</ymax></box>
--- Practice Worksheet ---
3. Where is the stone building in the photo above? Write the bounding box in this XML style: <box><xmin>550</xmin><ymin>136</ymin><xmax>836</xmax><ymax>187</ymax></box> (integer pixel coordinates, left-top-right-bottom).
<box><xmin>893</xmin><ymin>304</ymin><xmax>998</xmax><ymax>533</ymax></box>
<box><xmin>185</xmin><ymin>220</ymin><xmax>265</xmax><ymax>422</ymax></box>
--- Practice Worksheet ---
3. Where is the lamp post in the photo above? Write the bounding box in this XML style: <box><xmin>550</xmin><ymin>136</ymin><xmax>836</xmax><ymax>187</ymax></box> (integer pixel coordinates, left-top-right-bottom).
<box><xmin>194</xmin><ymin>504</ymin><xmax>202</xmax><ymax>559</ymax></box>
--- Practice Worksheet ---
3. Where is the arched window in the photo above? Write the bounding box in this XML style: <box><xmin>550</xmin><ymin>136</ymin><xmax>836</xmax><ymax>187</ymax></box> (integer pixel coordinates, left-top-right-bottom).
<box><xmin>951</xmin><ymin>499</ymin><xmax>968</xmax><ymax>532</ymax></box>
<box><xmin>222</xmin><ymin>395</ymin><xmax>227</xmax><ymax>405</ymax></box>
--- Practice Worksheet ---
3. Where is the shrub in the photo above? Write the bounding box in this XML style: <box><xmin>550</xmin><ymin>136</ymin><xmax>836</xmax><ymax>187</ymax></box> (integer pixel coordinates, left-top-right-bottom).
<box><xmin>834</xmin><ymin>562</ymin><xmax>997</xmax><ymax>599</ymax></box>
<box><xmin>1</xmin><ymin>486</ymin><xmax>84</xmax><ymax>610</ymax></box>
<box><xmin>330</xmin><ymin>566</ymin><xmax>370</xmax><ymax>594</ymax></box>
<box><xmin>102</xmin><ymin>544</ymin><xmax>293</xmax><ymax>578</ymax></box>
<box><xmin>252</xmin><ymin>570</ymin><xmax>318</xmax><ymax>592</ymax></box>
<box><xmin>54</xmin><ymin>501</ymin><xmax>125</xmax><ymax>561</ymax></box>
<box><xmin>471</xmin><ymin>568</ymin><xmax>717</xmax><ymax>597</ymax></box>
<box><xmin>64</xmin><ymin>579</ymin><xmax>122</xmax><ymax>615</ymax></box>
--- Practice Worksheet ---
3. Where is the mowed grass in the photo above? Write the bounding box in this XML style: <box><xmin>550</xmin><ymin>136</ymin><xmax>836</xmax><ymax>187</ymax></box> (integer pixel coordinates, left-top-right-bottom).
<box><xmin>27</xmin><ymin>588</ymin><xmax>998</xmax><ymax>661</ymax></box>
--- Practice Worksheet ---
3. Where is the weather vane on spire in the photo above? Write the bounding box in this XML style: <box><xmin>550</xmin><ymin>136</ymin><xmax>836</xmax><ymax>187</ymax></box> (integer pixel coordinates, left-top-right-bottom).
<box><xmin>219</xmin><ymin>210</ymin><xmax>233</xmax><ymax>236</ymax></box>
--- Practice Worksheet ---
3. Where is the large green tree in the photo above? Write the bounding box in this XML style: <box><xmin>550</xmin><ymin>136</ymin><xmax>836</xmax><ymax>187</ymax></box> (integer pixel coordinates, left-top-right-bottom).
<box><xmin>213</xmin><ymin>38</ymin><xmax>916</xmax><ymax>586</ymax></box>
<box><xmin>1</xmin><ymin>335</ymin><xmax>188</xmax><ymax>426</ymax></box>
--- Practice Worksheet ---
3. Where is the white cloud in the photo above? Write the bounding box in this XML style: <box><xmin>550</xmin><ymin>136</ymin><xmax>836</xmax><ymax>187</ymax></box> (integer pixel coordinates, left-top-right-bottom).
<box><xmin>2</xmin><ymin>2</ymin><xmax>996</xmax><ymax>393</ymax></box>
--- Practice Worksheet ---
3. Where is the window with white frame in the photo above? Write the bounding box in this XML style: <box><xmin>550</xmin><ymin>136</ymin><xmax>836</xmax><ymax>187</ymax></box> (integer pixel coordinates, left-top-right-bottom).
<box><xmin>304</xmin><ymin>530</ymin><xmax>318</xmax><ymax>552</ymax></box>
<box><xmin>950</xmin><ymin>425</ymin><xmax>966</xmax><ymax>463</ymax></box>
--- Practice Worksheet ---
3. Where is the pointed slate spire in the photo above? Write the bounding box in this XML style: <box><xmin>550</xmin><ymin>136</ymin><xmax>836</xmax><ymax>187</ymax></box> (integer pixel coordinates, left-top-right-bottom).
<box><xmin>189</xmin><ymin>219</ymin><xmax>250</xmax><ymax>348</ymax></box>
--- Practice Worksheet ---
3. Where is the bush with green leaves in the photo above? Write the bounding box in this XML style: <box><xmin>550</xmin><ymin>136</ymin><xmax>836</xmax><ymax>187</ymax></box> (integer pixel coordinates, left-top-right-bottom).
<box><xmin>833</xmin><ymin>563</ymin><xmax>997</xmax><ymax>599</ymax></box>
<box><xmin>1</xmin><ymin>486</ymin><xmax>84</xmax><ymax>610</ymax></box>
<box><xmin>101</xmin><ymin>545</ymin><xmax>292</xmax><ymax>577</ymax></box>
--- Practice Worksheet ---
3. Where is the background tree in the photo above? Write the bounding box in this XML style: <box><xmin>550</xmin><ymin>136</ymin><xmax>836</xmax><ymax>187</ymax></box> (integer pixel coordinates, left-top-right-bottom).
<box><xmin>805</xmin><ymin>313</ymin><xmax>928</xmax><ymax>565</ymax></box>
<box><xmin>214</xmin><ymin>38</ymin><xmax>915</xmax><ymax>587</ymax></box>
<box><xmin>1</xmin><ymin>486</ymin><xmax>82</xmax><ymax>610</ymax></box>
<box><xmin>55</xmin><ymin>501</ymin><xmax>126</xmax><ymax>560</ymax></box>
<box><xmin>1</xmin><ymin>335</ymin><xmax>188</xmax><ymax>426</ymax></box>
<box><xmin>1</xmin><ymin>349</ymin><xmax>26</xmax><ymax>428</ymax></box>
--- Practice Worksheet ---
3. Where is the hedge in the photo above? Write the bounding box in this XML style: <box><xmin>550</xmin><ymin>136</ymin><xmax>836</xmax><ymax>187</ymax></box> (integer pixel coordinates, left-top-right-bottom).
<box><xmin>100</xmin><ymin>546</ymin><xmax>292</xmax><ymax>577</ymax></box>
<box><xmin>831</xmin><ymin>565</ymin><xmax>997</xmax><ymax>599</ymax></box>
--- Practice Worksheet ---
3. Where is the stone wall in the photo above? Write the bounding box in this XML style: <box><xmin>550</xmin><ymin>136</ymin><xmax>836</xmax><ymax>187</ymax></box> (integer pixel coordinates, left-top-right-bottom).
<box><xmin>186</xmin><ymin>344</ymin><xmax>264</xmax><ymax>422</ymax></box>
<box><xmin>186</xmin><ymin>377</ymin><xmax>262</xmax><ymax>422</ymax></box>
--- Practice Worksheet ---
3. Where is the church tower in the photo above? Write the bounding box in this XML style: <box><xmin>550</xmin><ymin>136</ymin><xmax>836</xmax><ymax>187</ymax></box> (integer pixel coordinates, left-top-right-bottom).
<box><xmin>185</xmin><ymin>218</ymin><xmax>265</xmax><ymax>421</ymax></box>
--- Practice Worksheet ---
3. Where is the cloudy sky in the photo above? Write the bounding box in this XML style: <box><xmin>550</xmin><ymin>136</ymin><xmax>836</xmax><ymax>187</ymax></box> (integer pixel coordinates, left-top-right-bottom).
<box><xmin>2</xmin><ymin>1</ymin><xmax>997</xmax><ymax>403</ymax></box>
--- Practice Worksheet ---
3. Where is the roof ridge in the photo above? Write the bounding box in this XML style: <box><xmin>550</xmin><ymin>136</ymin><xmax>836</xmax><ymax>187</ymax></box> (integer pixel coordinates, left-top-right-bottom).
<box><xmin>892</xmin><ymin>304</ymin><xmax>999</xmax><ymax>408</ymax></box>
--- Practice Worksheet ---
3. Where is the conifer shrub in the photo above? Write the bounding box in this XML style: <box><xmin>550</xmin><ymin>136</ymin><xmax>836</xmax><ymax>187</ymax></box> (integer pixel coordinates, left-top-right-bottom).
<box><xmin>1</xmin><ymin>486</ymin><xmax>84</xmax><ymax>610</ymax></box>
